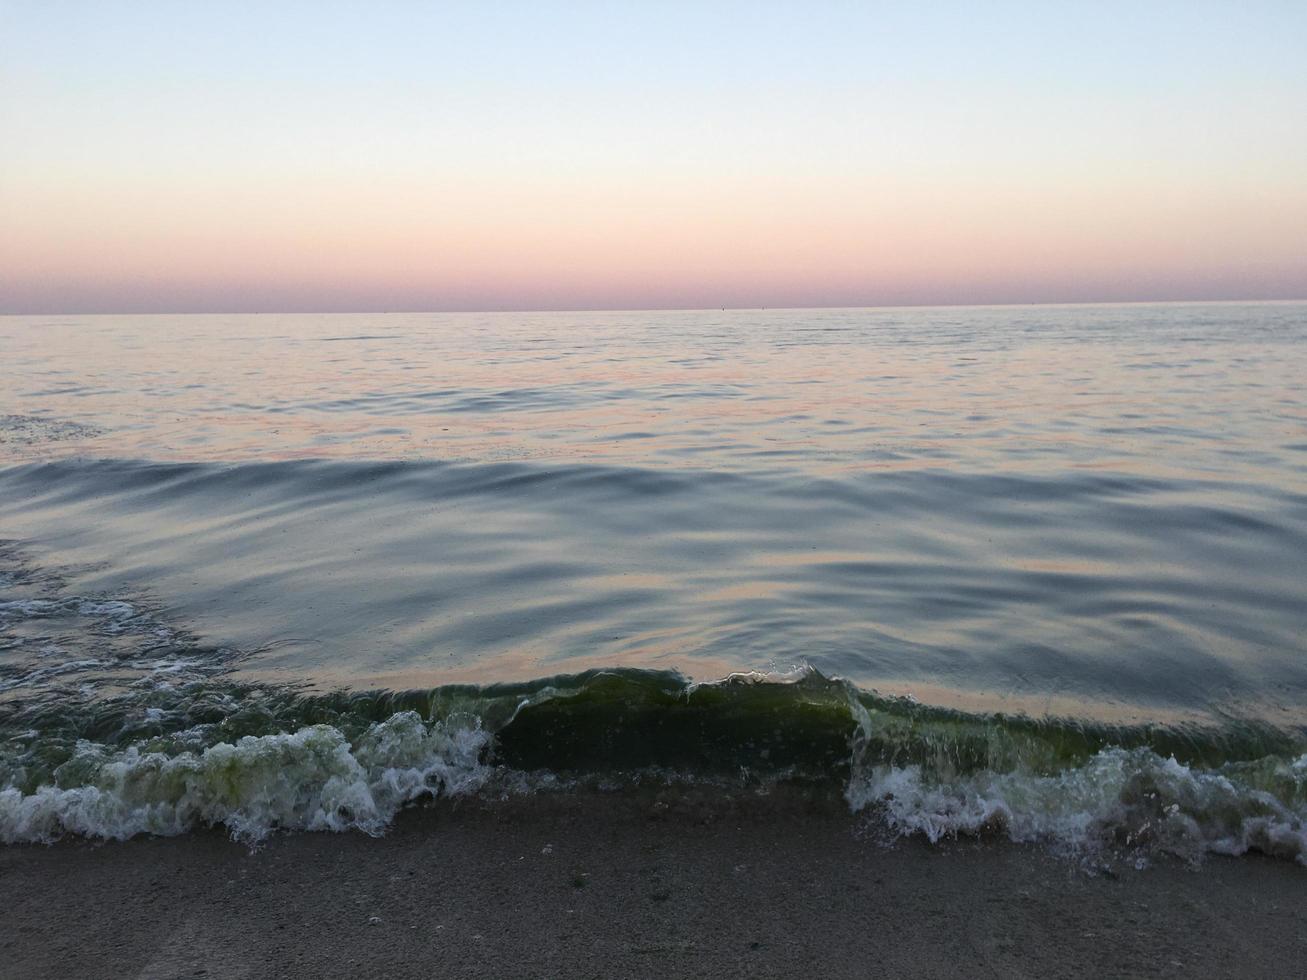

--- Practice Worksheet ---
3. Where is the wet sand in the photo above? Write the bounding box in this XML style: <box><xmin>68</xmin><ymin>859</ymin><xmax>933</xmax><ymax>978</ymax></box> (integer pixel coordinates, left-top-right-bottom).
<box><xmin>3</xmin><ymin>789</ymin><xmax>1305</xmax><ymax>979</ymax></box>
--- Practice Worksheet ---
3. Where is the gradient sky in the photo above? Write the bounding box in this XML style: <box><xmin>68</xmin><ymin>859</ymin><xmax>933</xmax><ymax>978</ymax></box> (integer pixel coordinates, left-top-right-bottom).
<box><xmin>2</xmin><ymin>1</ymin><xmax>1305</xmax><ymax>313</ymax></box>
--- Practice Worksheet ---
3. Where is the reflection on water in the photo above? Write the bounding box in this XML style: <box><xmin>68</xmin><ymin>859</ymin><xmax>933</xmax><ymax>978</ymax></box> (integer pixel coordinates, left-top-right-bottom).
<box><xmin>3</xmin><ymin>304</ymin><xmax>1305</xmax><ymax>482</ymax></box>
<box><xmin>0</xmin><ymin>303</ymin><xmax>1305</xmax><ymax>730</ymax></box>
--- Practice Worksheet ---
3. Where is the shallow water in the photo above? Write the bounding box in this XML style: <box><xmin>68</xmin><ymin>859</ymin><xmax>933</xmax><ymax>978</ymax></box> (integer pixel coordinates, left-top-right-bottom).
<box><xmin>2</xmin><ymin>303</ymin><xmax>1305</xmax><ymax>857</ymax></box>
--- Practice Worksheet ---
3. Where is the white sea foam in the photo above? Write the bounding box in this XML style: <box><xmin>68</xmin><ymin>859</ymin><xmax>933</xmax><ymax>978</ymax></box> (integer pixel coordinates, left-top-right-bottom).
<box><xmin>0</xmin><ymin>599</ymin><xmax>61</xmax><ymax>618</ymax></box>
<box><xmin>0</xmin><ymin>597</ymin><xmax>137</xmax><ymax>622</ymax></box>
<box><xmin>0</xmin><ymin>659</ymin><xmax>106</xmax><ymax>693</ymax></box>
<box><xmin>687</xmin><ymin>663</ymin><xmax>816</xmax><ymax>692</ymax></box>
<box><xmin>845</xmin><ymin>746</ymin><xmax>1307</xmax><ymax>865</ymax></box>
<box><xmin>75</xmin><ymin>600</ymin><xmax>136</xmax><ymax>619</ymax></box>
<box><xmin>0</xmin><ymin>711</ymin><xmax>491</xmax><ymax>845</ymax></box>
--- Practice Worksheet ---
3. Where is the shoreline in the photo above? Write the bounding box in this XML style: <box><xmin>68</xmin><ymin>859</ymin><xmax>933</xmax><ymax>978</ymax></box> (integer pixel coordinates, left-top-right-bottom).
<box><xmin>3</xmin><ymin>788</ymin><xmax>1305</xmax><ymax>979</ymax></box>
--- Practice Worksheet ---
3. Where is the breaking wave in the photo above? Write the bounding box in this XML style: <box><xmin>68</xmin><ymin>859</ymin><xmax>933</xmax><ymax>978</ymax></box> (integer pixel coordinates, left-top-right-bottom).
<box><xmin>1</xmin><ymin>713</ymin><xmax>491</xmax><ymax>844</ymax></box>
<box><xmin>2</xmin><ymin>665</ymin><xmax>1304</xmax><ymax>865</ymax></box>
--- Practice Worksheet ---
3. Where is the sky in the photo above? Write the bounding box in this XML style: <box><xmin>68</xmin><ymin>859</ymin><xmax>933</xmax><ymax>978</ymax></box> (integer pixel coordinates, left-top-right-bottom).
<box><xmin>1</xmin><ymin>1</ymin><xmax>1305</xmax><ymax>313</ymax></box>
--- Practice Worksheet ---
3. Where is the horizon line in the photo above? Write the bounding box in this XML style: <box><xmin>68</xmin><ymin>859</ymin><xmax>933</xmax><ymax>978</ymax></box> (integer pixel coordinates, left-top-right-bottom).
<box><xmin>2</xmin><ymin>296</ymin><xmax>1304</xmax><ymax>318</ymax></box>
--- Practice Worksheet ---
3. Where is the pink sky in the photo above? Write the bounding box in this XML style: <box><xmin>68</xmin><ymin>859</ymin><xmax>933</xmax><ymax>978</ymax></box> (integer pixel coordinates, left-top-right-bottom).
<box><xmin>3</xmin><ymin>3</ymin><xmax>1305</xmax><ymax>312</ymax></box>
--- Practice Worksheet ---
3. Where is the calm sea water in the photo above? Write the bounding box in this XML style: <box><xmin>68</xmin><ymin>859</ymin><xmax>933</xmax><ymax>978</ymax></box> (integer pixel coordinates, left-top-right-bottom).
<box><xmin>2</xmin><ymin>303</ymin><xmax>1306</xmax><ymax>858</ymax></box>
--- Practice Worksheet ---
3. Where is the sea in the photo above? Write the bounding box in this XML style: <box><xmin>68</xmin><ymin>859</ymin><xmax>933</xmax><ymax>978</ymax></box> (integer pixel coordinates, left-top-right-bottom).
<box><xmin>1</xmin><ymin>303</ymin><xmax>1305</xmax><ymax>864</ymax></box>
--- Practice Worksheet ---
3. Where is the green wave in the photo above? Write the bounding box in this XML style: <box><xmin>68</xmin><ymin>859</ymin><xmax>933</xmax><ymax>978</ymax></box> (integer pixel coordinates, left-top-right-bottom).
<box><xmin>4</xmin><ymin>666</ymin><xmax>1305</xmax><ymax>793</ymax></box>
<box><xmin>3</xmin><ymin>668</ymin><xmax>1305</xmax><ymax>859</ymax></box>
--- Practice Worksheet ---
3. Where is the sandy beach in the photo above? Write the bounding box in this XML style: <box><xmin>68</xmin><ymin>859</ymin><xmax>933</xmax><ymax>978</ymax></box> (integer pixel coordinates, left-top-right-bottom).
<box><xmin>3</xmin><ymin>788</ymin><xmax>1305</xmax><ymax>979</ymax></box>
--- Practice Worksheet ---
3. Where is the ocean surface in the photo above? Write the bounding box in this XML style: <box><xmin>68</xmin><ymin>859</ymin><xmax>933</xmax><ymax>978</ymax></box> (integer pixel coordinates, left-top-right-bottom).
<box><xmin>2</xmin><ymin>303</ymin><xmax>1305</xmax><ymax>863</ymax></box>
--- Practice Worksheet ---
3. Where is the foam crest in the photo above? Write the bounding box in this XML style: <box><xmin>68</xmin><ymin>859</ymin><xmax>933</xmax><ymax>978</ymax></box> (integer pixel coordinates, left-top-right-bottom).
<box><xmin>0</xmin><ymin>712</ymin><xmax>491</xmax><ymax>844</ymax></box>
<box><xmin>846</xmin><ymin>730</ymin><xmax>1307</xmax><ymax>865</ymax></box>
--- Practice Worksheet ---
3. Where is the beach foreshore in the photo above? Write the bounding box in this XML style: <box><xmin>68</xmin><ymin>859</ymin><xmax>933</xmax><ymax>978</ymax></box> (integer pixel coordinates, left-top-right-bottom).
<box><xmin>3</xmin><ymin>787</ymin><xmax>1304</xmax><ymax>979</ymax></box>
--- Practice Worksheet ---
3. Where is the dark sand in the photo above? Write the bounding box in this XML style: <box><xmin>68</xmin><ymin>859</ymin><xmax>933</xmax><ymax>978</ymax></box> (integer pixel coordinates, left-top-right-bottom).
<box><xmin>3</xmin><ymin>789</ymin><xmax>1305</xmax><ymax>979</ymax></box>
